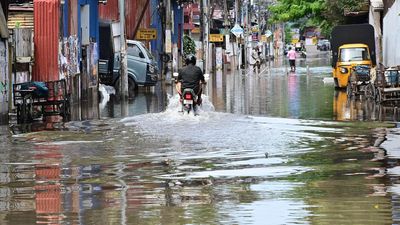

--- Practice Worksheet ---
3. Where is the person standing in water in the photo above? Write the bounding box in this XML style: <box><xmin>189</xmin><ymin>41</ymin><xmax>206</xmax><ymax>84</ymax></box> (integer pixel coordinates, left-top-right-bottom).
<box><xmin>287</xmin><ymin>47</ymin><xmax>297</xmax><ymax>72</ymax></box>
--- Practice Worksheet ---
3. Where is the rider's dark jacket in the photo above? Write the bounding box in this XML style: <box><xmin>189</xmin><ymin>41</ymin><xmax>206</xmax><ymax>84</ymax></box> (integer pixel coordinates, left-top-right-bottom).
<box><xmin>177</xmin><ymin>64</ymin><xmax>205</xmax><ymax>94</ymax></box>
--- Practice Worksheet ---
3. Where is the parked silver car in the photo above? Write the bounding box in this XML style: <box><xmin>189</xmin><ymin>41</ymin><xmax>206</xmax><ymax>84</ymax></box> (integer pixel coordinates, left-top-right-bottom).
<box><xmin>115</xmin><ymin>40</ymin><xmax>158</xmax><ymax>97</ymax></box>
<box><xmin>99</xmin><ymin>39</ymin><xmax>158</xmax><ymax>98</ymax></box>
<box><xmin>126</xmin><ymin>40</ymin><xmax>158</xmax><ymax>85</ymax></box>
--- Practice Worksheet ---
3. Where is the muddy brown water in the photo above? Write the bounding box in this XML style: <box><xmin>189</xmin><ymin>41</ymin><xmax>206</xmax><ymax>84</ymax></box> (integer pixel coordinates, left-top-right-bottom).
<box><xmin>1</xmin><ymin>56</ymin><xmax>400</xmax><ymax>224</ymax></box>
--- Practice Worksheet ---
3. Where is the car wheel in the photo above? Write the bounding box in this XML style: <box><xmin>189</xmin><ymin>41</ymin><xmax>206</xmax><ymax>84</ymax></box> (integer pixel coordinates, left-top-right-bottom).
<box><xmin>127</xmin><ymin>78</ymin><xmax>137</xmax><ymax>99</ymax></box>
<box><xmin>115</xmin><ymin>77</ymin><xmax>138</xmax><ymax>99</ymax></box>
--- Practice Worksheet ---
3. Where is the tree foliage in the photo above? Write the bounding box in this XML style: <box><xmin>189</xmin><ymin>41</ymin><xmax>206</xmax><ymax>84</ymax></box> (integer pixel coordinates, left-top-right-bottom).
<box><xmin>268</xmin><ymin>0</ymin><xmax>369</xmax><ymax>35</ymax></box>
<box><xmin>183</xmin><ymin>35</ymin><xmax>196</xmax><ymax>57</ymax></box>
<box><xmin>285</xmin><ymin>25</ymin><xmax>293</xmax><ymax>44</ymax></box>
<box><xmin>269</xmin><ymin>0</ymin><xmax>325</xmax><ymax>23</ymax></box>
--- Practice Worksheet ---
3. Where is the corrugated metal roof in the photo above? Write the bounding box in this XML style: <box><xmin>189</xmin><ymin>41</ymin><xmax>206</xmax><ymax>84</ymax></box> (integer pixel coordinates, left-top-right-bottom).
<box><xmin>99</xmin><ymin>0</ymin><xmax>151</xmax><ymax>40</ymax></box>
<box><xmin>9</xmin><ymin>4</ymin><xmax>34</xmax><ymax>11</ymax></box>
<box><xmin>7</xmin><ymin>11</ymin><xmax>34</xmax><ymax>29</ymax></box>
<box><xmin>33</xmin><ymin>0</ymin><xmax>60</xmax><ymax>82</ymax></box>
<box><xmin>98</xmin><ymin>0</ymin><xmax>118</xmax><ymax>21</ymax></box>
<box><xmin>8</xmin><ymin>3</ymin><xmax>34</xmax><ymax>30</ymax></box>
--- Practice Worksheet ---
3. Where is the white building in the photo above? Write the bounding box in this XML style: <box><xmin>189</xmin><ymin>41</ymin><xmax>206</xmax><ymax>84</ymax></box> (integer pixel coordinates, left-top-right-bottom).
<box><xmin>381</xmin><ymin>0</ymin><xmax>400</xmax><ymax>67</ymax></box>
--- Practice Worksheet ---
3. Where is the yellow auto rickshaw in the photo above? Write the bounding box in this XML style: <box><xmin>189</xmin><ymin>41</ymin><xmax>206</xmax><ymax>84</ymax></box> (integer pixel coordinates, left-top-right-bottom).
<box><xmin>331</xmin><ymin>24</ymin><xmax>376</xmax><ymax>89</ymax></box>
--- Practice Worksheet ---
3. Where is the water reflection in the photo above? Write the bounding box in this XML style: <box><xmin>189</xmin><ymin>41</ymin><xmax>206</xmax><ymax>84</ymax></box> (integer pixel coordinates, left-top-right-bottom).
<box><xmin>101</xmin><ymin>85</ymin><xmax>166</xmax><ymax>118</ymax></box>
<box><xmin>2</xmin><ymin>111</ymin><xmax>399</xmax><ymax>224</ymax></box>
<box><xmin>3</xmin><ymin>54</ymin><xmax>400</xmax><ymax>224</ymax></box>
<box><xmin>98</xmin><ymin>58</ymin><xmax>400</xmax><ymax>124</ymax></box>
<box><xmin>33</xmin><ymin>144</ymin><xmax>63</xmax><ymax>223</ymax></box>
<box><xmin>211</xmin><ymin>66</ymin><xmax>334</xmax><ymax>119</ymax></box>
<box><xmin>288</xmin><ymin>71</ymin><xmax>301</xmax><ymax>117</ymax></box>
<box><xmin>333</xmin><ymin>90</ymin><xmax>400</xmax><ymax>122</ymax></box>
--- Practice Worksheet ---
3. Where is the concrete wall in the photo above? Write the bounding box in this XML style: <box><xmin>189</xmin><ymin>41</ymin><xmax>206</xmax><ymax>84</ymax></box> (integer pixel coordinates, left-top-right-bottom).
<box><xmin>369</xmin><ymin>5</ymin><xmax>383</xmax><ymax>66</ymax></box>
<box><xmin>0</xmin><ymin>40</ymin><xmax>8</xmax><ymax>124</ymax></box>
<box><xmin>383</xmin><ymin>0</ymin><xmax>400</xmax><ymax>67</ymax></box>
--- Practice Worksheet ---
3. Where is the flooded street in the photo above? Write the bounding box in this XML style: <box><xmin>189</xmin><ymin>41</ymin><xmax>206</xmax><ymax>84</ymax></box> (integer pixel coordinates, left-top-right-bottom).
<box><xmin>1</xmin><ymin>54</ymin><xmax>400</xmax><ymax>224</ymax></box>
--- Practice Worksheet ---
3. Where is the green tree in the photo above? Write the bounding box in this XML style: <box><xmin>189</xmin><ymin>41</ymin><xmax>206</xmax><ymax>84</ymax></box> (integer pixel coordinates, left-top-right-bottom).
<box><xmin>269</xmin><ymin>0</ymin><xmax>325</xmax><ymax>23</ymax></box>
<box><xmin>268</xmin><ymin>0</ymin><xmax>369</xmax><ymax>36</ymax></box>
<box><xmin>183</xmin><ymin>35</ymin><xmax>196</xmax><ymax>57</ymax></box>
<box><xmin>285</xmin><ymin>25</ymin><xmax>293</xmax><ymax>44</ymax></box>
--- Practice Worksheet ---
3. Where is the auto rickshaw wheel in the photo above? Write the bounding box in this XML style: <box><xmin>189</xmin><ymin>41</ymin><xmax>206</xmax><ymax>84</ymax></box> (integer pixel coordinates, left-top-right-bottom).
<box><xmin>364</xmin><ymin>83</ymin><xmax>375</xmax><ymax>100</ymax></box>
<box><xmin>346</xmin><ymin>82</ymin><xmax>356</xmax><ymax>99</ymax></box>
<box><xmin>334</xmin><ymin>78</ymin><xmax>339</xmax><ymax>88</ymax></box>
<box><xmin>376</xmin><ymin>88</ymin><xmax>383</xmax><ymax>103</ymax></box>
<box><xmin>346</xmin><ymin>84</ymin><xmax>352</xmax><ymax>98</ymax></box>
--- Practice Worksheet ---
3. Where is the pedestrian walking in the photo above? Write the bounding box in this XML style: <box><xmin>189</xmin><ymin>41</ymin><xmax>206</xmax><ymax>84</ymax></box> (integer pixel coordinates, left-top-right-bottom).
<box><xmin>287</xmin><ymin>47</ymin><xmax>296</xmax><ymax>72</ymax></box>
<box><xmin>250</xmin><ymin>47</ymin><xmax>260</xmax><ymax>74</ymax></box>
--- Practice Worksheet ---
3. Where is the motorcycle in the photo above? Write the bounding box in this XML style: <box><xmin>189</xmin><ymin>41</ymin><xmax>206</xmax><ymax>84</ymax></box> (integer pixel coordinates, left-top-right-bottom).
<box><xmin>176</xmin><ymin>81</ymin><xmax>204</xmax><ymax>115</ymax></box>
<box><xmin>181</xmin><ymin>88</ymin><xmax>198</xmax><ymax>114</ymax></box>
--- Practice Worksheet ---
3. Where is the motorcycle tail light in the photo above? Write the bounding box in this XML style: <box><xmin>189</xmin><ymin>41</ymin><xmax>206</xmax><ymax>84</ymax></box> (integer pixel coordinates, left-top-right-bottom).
<box><xmin>185</xmin><ymin>94</ymin><xmax>192</xmax><ymax>99</ymax></box>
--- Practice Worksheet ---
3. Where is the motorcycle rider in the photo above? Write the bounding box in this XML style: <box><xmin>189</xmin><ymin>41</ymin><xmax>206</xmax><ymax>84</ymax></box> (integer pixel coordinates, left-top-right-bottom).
<box><xmin>176</xmin><ymin>54</ymin><xmax>206</xmax><ymax>105</ymax></box>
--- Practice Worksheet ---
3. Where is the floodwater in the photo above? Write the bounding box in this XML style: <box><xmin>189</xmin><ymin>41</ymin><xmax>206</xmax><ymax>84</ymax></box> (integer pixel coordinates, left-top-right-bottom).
<box><xmin>1</xmin><ymin>53</ymin><xmax>400</xmax><ymax>224</ymax></box>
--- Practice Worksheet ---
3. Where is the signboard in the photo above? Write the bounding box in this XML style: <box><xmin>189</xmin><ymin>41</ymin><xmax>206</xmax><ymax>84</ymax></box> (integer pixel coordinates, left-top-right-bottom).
<box><xmin>230</xmin><ymin>24</ymin><xmax>243</xmax><ymax>37</ymax></box>
<box><xmin>209</xmin><ymin>34</ymin><xmax>224</xmax><ymax>42</ymax></box>
<box><xmin>252</xmin><ymin>32</ymin><xmax>259</xmax><ymax>41</ymax></box>
<box><xmin>225</xmin><ymin>34</ymin><xmax>232</xmax><ymax>54</ymax></box>
<box><xmin>261</xmin><ymin>35</ymin><xmax>267</xmax><ymax>43</ymax></box>
<box><xmin>265</xmin><ymin>30</ymin><xmax>273</xmax><ymax>38</ymax></box>
<box><xmin>216</xmin><ymin>47</ymin><xmax>223</xmax><ymax>70</ymax></box>
<box><xmin>251</xmin><ymin>25</ymin><xmax>259</xmax><ymax>33</ymax></box>
<box><xmin>291</xmin><ymin>39</ymin><xmax>300</xmax><ymax>44</ymax></box>
<box><xmin>192</xmin><ymin>28</ymin><xmax>200</xmax><ymax>33</ymax></box>
<box><xmin>136</xmin><ymin>28</ymin><xmax>157</xmax><ymax>40</ymax></box>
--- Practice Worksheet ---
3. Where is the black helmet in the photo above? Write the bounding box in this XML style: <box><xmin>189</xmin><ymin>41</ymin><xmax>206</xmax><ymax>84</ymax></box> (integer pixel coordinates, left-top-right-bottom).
<box><xmin>185</xmin><ymin>54</ymin><xmax>196</xmax><ymax>65</ymax></box>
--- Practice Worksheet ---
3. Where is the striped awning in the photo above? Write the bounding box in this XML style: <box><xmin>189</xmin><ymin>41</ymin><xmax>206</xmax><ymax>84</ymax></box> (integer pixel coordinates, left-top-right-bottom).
<box><xmin>7</xmin><ymin>4</ymin><xmax>34</xmax><ymax>30</ymax></box>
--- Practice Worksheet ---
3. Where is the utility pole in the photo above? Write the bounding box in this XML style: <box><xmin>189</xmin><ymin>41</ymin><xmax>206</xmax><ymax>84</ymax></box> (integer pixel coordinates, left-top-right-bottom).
<box><xmin>165</xmin><ymin>0</ymin><xmax>172</xmax><ymax>82</ymax></box>
<box><xmin>235</xmin><ymin>0</ymin><xmax>240</xmax><ymax>69</ymax></box>
<box><xmin>244</xmin><ymin>1</ymin><xmax>249</xmax><ymax>70</ymax></box>
<box><xmin>204</xmin><ymin>0</ymin><xmax>209</xmax><ymax>75</ymax></box>
<box><xmin>119</xmin><ymin>0</ymin><xmax>128</xmax><ymax>101</ymax></box>
<box><xmin>200</xmin><ymin>0</ymin><xmax>204</xmax><ymax>66</ymax></box>
<box><xmin>200</xmin><ymin>0</ymin><xmax>210</xmax><ymax>75</ymax></box>
<box><xmin>223</xmin><ymin>0</ymin><xmax>231</xmax><ymax>70</ymax></box>
<box><xmin>223</xmin><ymin>0</ymin><xmax>229</xmax><ymax>33</ymax></box>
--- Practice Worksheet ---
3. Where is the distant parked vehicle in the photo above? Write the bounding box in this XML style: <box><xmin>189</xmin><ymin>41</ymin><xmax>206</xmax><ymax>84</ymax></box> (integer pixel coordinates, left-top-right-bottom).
<box><xmin>317</xmin><ymin>39</ymin><xmax>331</xmax><ymax>51</ymax></box>
<box><xmin>295</xmin><ymin>42</ymin><xmax>303</xmax><ymax>52</ymax></box>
